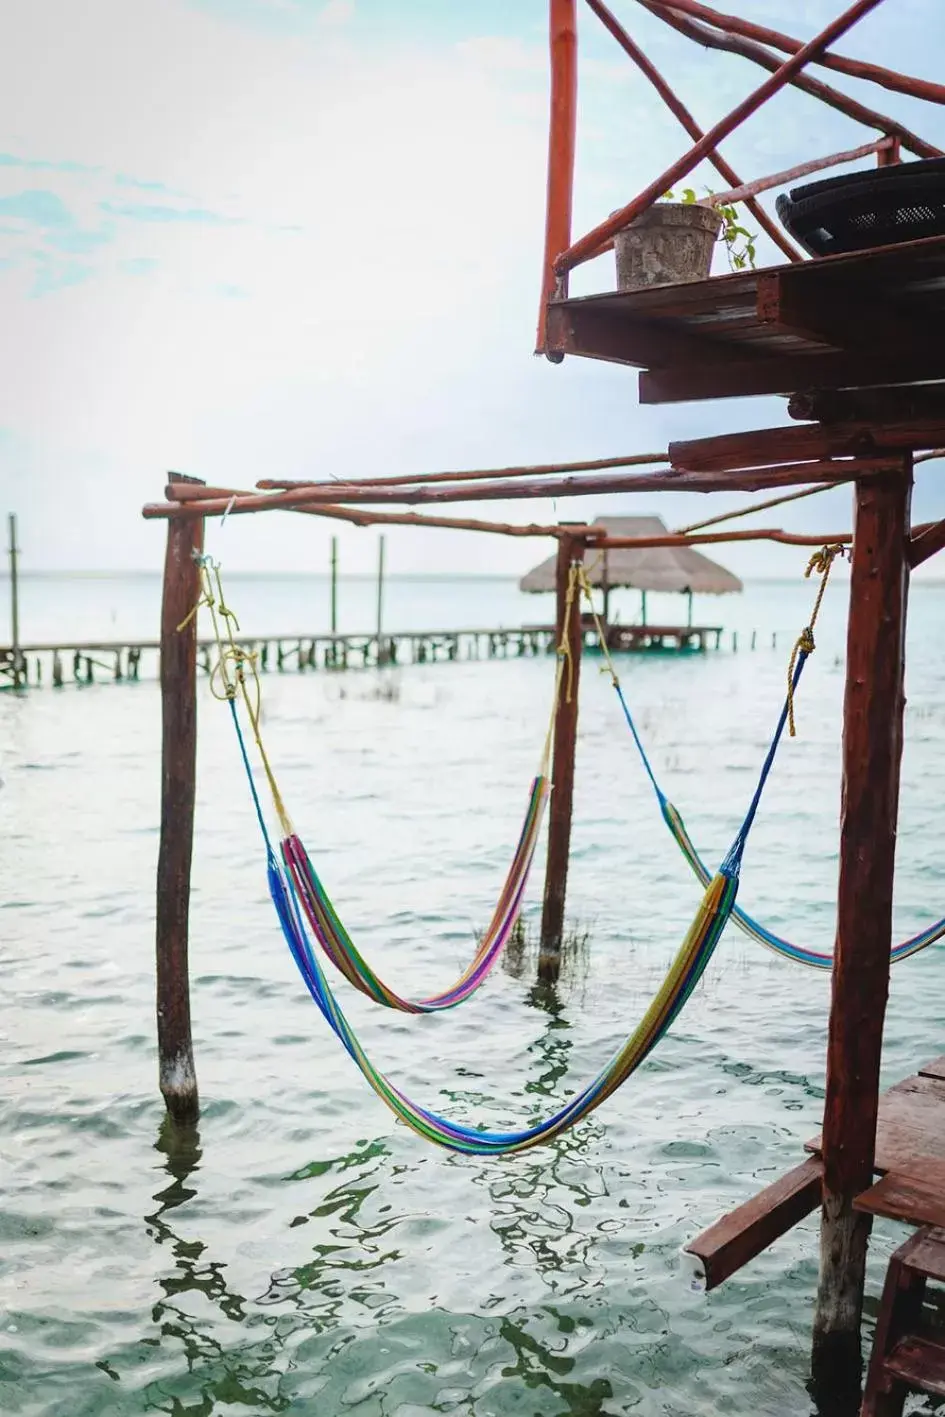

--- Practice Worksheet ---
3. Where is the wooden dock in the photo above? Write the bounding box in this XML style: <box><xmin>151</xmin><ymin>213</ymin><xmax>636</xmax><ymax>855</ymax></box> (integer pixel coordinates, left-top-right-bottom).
<box><xmin>0</xmin><ymin>616</ymin><xmax>737</xmax><ymax>689</ymax></box>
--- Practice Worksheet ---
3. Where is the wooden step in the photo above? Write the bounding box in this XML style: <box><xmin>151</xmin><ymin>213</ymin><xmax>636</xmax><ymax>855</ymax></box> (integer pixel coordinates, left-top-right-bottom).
<box><xmin>885</xmin><ymin>1336</ymin><xmax>945</xmax><ymax>1398</ymax></box>
<box><xmin>856</xmin><ymin>1168</ymin><xmax>945</xmax><ymax>1233</ymax></box>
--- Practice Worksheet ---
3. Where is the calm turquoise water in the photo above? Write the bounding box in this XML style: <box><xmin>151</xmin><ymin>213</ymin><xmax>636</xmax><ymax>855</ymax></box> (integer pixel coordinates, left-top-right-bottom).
<box><xmin>2</xmin><ymin>574</ymin><xmax>944</xmax><ymax>1416</ymax></box>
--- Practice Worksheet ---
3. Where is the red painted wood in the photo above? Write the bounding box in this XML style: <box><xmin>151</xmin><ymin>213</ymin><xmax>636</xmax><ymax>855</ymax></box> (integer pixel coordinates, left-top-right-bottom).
<box><xmin>812</xmin><ymin>466</ymin><xmax>912</xmax><ymax>1389</ymax></box>
<box><xmin>685</xmin><ymin>1157</ymin><xmax>823</xmax><ymax>1292</ymax></box>
<box><xmin>536</xmin><ymin>0</ymin><xmax>577</xmax><ymax>354</ymax></box>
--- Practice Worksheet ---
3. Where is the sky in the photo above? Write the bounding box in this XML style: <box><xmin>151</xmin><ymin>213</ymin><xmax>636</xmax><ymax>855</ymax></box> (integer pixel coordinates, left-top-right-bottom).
<box><xmin>0</xmin><ymin>0</ymin><xmax>943</xmax><ymax>580</ymax></box>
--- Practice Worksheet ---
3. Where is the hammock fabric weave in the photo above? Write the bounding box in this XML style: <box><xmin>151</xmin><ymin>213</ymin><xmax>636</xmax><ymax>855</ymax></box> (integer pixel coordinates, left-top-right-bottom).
<box><xmin>229</xmin><ymin>648</ymin><xmax>806</xmax><ymax>1153</ymax></box>
<box><xmin>600</xmin><ymin>629</ymin><xmax>944</xmax><ymax>969</ymax></box>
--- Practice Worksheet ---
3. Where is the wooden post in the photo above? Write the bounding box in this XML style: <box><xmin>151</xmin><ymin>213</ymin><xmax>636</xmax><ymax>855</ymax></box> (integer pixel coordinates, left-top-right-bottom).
<box><xmin>686</xmin><ymin>588</ymin><xmax>693</xmax><ymax>627</ymax></box>
<box><xmin>8</xmin><ymin>513</ymin><xmax>22</xmax><ymax>689</ymax></box>
<box><xmin>640</xmin><ymin>589</ymin><xmax>648</xmax><ymax>626</ymax></box>
<box><xmin>601</xmin><ymin>550</ymin><xmax>611</xmax><ymax>627</ymax></box>
<box><xmin>376</xmin><ymin>534</ymin><xmax>386</xmax><ymax>665</ymax></box>
<box><xmin>811</xmin><ymin>465</ymin><xmax>912</xmax><ymax>1404</ymax></box>
<box><xmin>535</xmin><ymin>0</ymin><xmax>577</xmax><ymax>356</ymax></box>
<box><xmin>330</xmin><ymin>536</ymin><xmax>338</xmax><ymax>635</ymax></box>
<box><xmin>539</xmin><ymin>532</ymin><xmax>586</xmax><ymax>980</ymax></box>
<box><xmin>156</xmin><ymin>475</ymin><xmax>205</xmax><ymax>1124</ymax></box>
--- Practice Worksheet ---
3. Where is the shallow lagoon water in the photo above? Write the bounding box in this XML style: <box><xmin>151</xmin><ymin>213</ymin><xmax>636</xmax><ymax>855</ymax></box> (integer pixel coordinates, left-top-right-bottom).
<box><xmin>2</xmin><ymin>575</ymin><xmax>944</xmax><ymax>1416</ymax></box>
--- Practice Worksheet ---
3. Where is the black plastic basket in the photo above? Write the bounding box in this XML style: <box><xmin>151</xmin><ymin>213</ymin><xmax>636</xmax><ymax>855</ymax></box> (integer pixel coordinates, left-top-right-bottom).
<box><xmin>775</xmin><ymin>157</ymin><xmax>945</xmax><ymax>257</ymax></box>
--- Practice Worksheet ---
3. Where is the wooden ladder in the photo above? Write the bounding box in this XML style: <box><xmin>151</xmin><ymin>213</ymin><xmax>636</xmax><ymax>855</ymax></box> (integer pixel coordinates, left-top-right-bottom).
<box><xmin>862</xmin><ymin>1226</ymin><xmax>945</xmax><ymax>1416</ymax></box>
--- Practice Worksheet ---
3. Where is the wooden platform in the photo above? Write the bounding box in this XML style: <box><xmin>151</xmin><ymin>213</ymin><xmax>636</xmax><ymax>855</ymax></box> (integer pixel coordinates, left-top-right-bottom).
<box><xmin>545</xmin><ymin>233</ymin><xmax>945</xmax><ymax>405</ymax></box>
<box><xmin>686</xmin><ymin>1064</ymin><xmax>945</xmax><ymax>1292</ymax></box>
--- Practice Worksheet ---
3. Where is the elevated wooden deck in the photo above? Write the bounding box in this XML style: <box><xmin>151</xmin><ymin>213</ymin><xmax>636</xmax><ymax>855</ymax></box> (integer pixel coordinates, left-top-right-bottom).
<box><xmin>545</xmin><ymin>233</ymin><xmax>945</xmax><ymax>405</ymax></box>
<box><xmin>687</xmin><ymin>1061</ymin><xmax>945</xmax><ymax>1293</ymax></box>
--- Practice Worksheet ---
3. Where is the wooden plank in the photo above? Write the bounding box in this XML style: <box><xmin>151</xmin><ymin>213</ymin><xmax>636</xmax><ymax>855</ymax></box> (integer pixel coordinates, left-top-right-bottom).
<box><xmin>670</xmin><ymin>420</ymin><xmax>945</xmax><ymax>474</ymax></box>
<box><xmin>885</xmin><ymin>1338</ymin><xmax>945</xmax><ymax>1399</ymax></box>
<box><xmin>545</xmin><ymin>301</ymin><xmax>735</xmax><ymax>370</ymax></box>
<box><xmin>910</xmin><ymin>519</ymin><xmax>945</xmax><ymax>569</ymax></box>
<box><xmin>756</xmin><ymin>268</ymin><xmax>932</xmax><ymax>354</ymax></box>
<box><xmin>807</xmin><ymin>1075</ymin><xmax>945</xmax><ymax>1173</ymax></box>
<box><xmin>156</xmin><ymin>474</ymin><xmax>204</xmax><ymax>1124</ymax></box>
<box><xmin>920</xmin><ymin>1057</ymin><xmax>945</xmax><ymax>1081</ymax></box>
<box><xmin>856</xmin><ymin>1168</ymin><xmax>945</xmax><ymax>1232</ymax></box>
<box><xmin>684</xmin><ymin>1157</ymin><xmax>823</xmax><ymax>1292</ymax></box>
<box><xmin>811</xmin><ymin>467</ymin><xmax>912</xmax><ymax>1393</ymax></box>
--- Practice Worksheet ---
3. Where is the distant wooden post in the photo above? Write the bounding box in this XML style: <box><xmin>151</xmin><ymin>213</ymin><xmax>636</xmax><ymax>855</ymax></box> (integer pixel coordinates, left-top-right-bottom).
<box><xmin>811</xmin><ymin>464</ymin><xmax>912</xmax><ymax>1403</ymax></box>
<box><xmin>539</xmin><ymin>532</ymin><xmax>586</xmax><ymax>980</ymax></box>
<box><xmin>330</xmin><ymin>536</ymin><xmax>338</xmax><ymax>636</ymax></box>
<box><xmin>686</xmin><ymin>588</ymin><xmax>694</xmax><ymax>628</ymax></box>
<box><xmin>640</xmin><ymin>589</ymin><xmax>648</xmax><ymax>626</ymax></box>
<box><xmin>8</xmin><ymin>513</ymin><xmax>22</xmax><ymax>689</ymax></box>
<box><xmin>156</xmin><ymin>475</ymin><xmax>205</xmax><ymax>1124</ymax></box>
<box><xmin>601</xmin><ymin>550</ymin><xmax>611</xmax><ymax>627</ymax></box>
<box><xmin>376</xmin><ymin>534</ymin><xmax>386</xmax><ymax>665</ymax></box>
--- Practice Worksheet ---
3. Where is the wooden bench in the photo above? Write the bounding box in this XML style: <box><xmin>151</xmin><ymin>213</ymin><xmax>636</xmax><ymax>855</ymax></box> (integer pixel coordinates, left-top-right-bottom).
<box><xmin>859</xmin><ymin>1225</ymin><xmax>945</xmax><ymax>1417</ymax></box>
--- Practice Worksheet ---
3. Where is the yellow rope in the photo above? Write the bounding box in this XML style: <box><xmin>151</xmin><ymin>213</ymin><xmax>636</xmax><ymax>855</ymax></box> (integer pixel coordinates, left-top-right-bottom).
<box><xmin>786</xmin><ymin>543</ymin><xmax>846</xmax><ymax>738</ymax></box>
<box><xmin>555</xmin><ymin>561</ymin><xmax>581</xmax><ymax>707</ymax></box>
<box><xmin>576</xmin><ymin>563</ymin><xmax>622</xmax><ymax>689</ymax></box>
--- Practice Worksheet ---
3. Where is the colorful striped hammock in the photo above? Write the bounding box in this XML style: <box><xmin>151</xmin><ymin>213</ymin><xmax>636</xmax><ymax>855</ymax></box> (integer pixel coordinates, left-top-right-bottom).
<box><xmin>230</xmin><ymin>643</ymin><xmax>807</xmax><ymax>1153</ymax></box>
<box><xmin>581</xmin><ymin>572</ymin><xmax>943</xmax><ymax>969</ymax></box>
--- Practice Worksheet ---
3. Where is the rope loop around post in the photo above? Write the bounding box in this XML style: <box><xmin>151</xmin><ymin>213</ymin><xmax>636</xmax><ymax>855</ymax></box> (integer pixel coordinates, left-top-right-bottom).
<box><xmin>787</xmin><ymin>542</ymin><xmax>846</xmax><ymax>737</ymax></box>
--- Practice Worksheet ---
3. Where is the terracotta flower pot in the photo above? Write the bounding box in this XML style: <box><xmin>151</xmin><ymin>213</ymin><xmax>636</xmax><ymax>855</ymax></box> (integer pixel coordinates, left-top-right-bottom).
<box><xmin>613</xmin><ymin>201</ymin><xmax>723</xmax><ymax>292</ymax></box>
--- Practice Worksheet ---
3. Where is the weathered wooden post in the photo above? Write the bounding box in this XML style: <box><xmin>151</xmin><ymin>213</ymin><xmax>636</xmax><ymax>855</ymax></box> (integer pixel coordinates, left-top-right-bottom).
<box><xmin>539</xmin><ymin>531</ymin><xmax>586</xmax><ymax>981</ymax></box>
<box><xmin>686</xmin><ymin>588</ymin><xmax>693</xmax><ymax>628</ymax></box>
<box><xmin>376</xmin><ymin>534</ymin><xmax>386</xmax><ymax>666</ymax></box>
<box><xmin>330</xmin><ymin>535</ymin><xmax>338</xmax><ymax>635</ymax></box>
<box><xmin>8</xmin><ymin>513</ymin><xmax>22</xmax><ymax>689</ymax></box>
<box><xmin>156</xmin><ymin>474</ymin><xmax>205</xmax><ymax>1124</ymax></box>
<box><xmin>811</xmin><ymin>463</ymin><xmax>912</xmax><ymax>1405</ymax></box>
<box><xmin>640</xmin><ymin>589</ymin><xmax>648</xmax><ymax>626</ymax></box>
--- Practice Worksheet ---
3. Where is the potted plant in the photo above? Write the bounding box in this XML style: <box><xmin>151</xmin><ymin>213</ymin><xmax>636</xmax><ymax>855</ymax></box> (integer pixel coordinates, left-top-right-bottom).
<box><xmin>613</xmin><ymin>188</ymin><xmax>757</xmax><ymax>292</ymax></box>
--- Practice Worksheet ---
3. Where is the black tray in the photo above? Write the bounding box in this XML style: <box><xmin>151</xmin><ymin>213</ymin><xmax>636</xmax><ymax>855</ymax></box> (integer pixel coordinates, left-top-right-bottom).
<box><xmin>775</xmin><ymin>157</ymin><xmax>945</xmax><ymax>257</ymax></box>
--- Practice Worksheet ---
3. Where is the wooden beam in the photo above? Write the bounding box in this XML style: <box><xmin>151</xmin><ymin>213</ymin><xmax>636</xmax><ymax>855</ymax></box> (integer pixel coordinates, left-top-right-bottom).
<box><xmin>640</xmin><ymin>349</ymin><xmax>945</xmax><ymax>405</ymax></box>
<box><xmin>684</xmin><ymin>1158</ymin><xmax>823</xmax><ymax>1293</ymax></box>
<box><xmin>708</xmin><ymin>136</ymin><xmax>890</xmax><ymax>209</ymax></box>
<box><xmin>643</xmin><ymin>0</ymin><xmax>945</xmax><ymax>107</ymax></box>
<box><xmin>756</xmin><ymin>269</ymin><xmax>932</xmax><ymax>353</ymax></box>
<box><xmin>545</xmin><ymin>301</ymin><xmax>733</xmax><ymax>370</ymax></box>
<box><xmin>258</xmin><ymin>451</ymin><xmax>668</xmax><ymax>491</ymax></box>
<box><xmin>811</xmin><ymin>465</ymin><xmax>912</xmax><ymax>1404</ymax></box>
<box><xmin>635</xmin><ymin>0</ymin><xmax>942</xmax><ymax>161</ymax></box>
<box><xmin>557</xmin><ymin>0</ymin><xmax>885</xmax><ymax>273</ymax></box>
<box><xmin>147</xmin><ymin>458</ymin><xmax>883</xmax><ymax>521</ymax></box>
<box><xmin>539</xmin><ymin>533</ymin><xmax>586</xmax><ymax>979</ymax></box>
<box><xmin>909</xmin><ymin>517</ymin><xmax>945</xmax><ymax>569</ymax></box>
<box><xmin>788</xmin><ymin>385</ymin><xmax>945</xmax><ymax>425</ymax></box>
<box><xmin>919</xmin><ymin>1057</ymin><xmax>945</xmax><ymax>1081</ymax></box>
<box><xmin>670</xmin><ymin>420</ymin><xmax>945</xmax><ymax>473</ymax></box>
<box><xmin>156</xmin><ymin>474</ymin><xmax>204</xmax><ymax>1124</ymax></box>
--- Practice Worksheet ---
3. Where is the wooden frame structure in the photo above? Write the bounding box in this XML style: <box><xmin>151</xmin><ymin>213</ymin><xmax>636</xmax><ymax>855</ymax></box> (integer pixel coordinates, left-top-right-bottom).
<box><xmin>142</xmin><ymin>0</ymin><xmax>945</xmax><ymax>1409</ymax></box>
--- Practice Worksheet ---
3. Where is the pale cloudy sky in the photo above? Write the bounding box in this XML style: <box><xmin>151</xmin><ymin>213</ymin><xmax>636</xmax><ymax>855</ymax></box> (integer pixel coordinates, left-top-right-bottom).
<box><xmin>0</xmin><ymin>0</ymin><xmax>942</xmax><ymax>577</ymax></box>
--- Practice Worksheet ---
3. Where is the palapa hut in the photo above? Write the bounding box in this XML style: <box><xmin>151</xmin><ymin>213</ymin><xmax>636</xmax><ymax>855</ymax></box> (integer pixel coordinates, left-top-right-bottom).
<box><xmin>520</xmin><ymin>516</ymin><xmax>743</xmax><ymax>651</ymax></box>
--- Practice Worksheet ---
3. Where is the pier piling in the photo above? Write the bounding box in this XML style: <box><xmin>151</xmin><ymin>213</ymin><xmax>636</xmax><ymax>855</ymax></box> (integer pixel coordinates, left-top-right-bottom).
<box><xmin>539</xmin><ymin>532</ymin><xmax>586</xmax><ymax>980</ymax></box>
<box><xmin>811</xmin><ymin>465</ymin><xmax>912</xmax><ymax>1404</ymax></box>
<box><xmin>156</xmin><ymin>473</ymin><xmax>205</xmax><ymax>1124</ymax></box>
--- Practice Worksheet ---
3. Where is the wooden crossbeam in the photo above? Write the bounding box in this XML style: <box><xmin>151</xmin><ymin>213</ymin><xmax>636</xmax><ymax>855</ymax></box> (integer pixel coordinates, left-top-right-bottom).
<box><xmin>684</xmin><ymin>1157</ymin><xmax>824</xmax><ymax>1293</ymax></box>
<box><xmin>669</xmin><ymin>420</ymin><xmax>945</xmax><ymax>473</ymax></box>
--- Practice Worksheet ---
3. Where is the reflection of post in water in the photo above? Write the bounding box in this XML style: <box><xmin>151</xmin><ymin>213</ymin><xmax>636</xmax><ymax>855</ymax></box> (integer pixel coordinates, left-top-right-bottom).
<box><xmin>497</xmin><ymin>1314</ymin><xmax>615</xmax><ymax>1416</ymax></box>
<box><xmin>501</xmin><ymin>917</ymin><xmax>591</xmax><ymax>996</ymax></box>
<box><xmin>145</xmin><ymin>1118</ymin><xmax>289</xmax><ymax>1412</ymax></box>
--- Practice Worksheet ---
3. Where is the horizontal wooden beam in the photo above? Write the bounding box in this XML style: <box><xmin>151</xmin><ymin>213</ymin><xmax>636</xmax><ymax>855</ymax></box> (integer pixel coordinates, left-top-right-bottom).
<box><xmin>640</xmin><ymin>350</ymin><xmax>945</xmax><ymax>404</ymax></box>
<box><xmin>788</xmin><ymin>385</ymin><xmax>945</xmax><ymax>425</ymax></box>
<box><xmin>708</xmin><ymin>136</ymin><xmax>890</xmax><ymax>209</ymax></box>
<box><xmin>545</xmin><ymin>301</ymin><xmax>733</xmax><ymax>369</ymax></box>
<box><xmin>684</xmin><ymin>1157</ymin><xmax>824</xmax><ymax>1293</ymax></box>
<box><xmin>146</xmin><ymin>457</ymin><xmax>889</xmax><ymax>521</ymax></box>
<box><xmin>756</xmin><ymin>269</ymin><xmax>931</xmax><ymax>354</ymax></box>
<box><xmin>258</xmin><ymin>450</ymin><xmax>668</xmax><ymax>492</ymax></box>
<box><xmin>670</xmin><ymin>420</ymin><xmax>945</xmax><ymax>473</ymax></box>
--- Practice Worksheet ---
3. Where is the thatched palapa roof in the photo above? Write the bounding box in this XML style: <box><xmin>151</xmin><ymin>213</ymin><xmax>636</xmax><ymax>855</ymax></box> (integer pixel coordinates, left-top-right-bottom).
<box><xmin>519</xmin><ymin>517</ymin><xmax>743</xmax><ymax>596</ymax></box>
